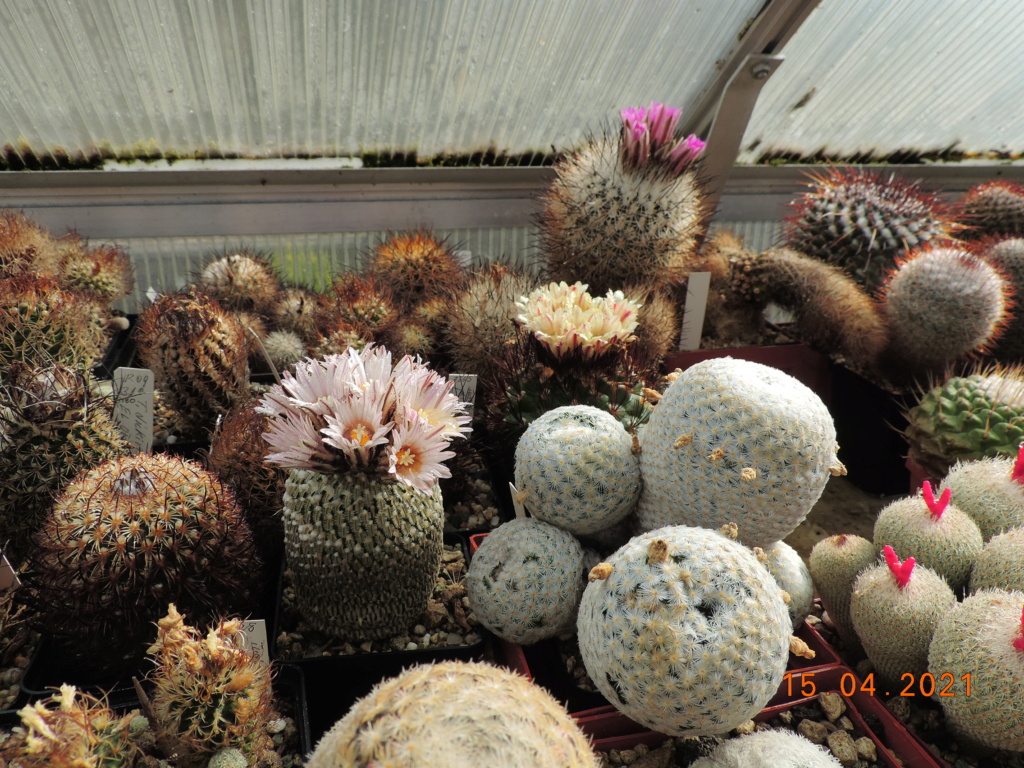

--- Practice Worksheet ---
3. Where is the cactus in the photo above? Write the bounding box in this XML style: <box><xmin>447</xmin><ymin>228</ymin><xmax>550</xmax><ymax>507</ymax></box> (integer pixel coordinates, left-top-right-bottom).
<box><xmin>514</xmin><ymin>405</ymin><xmax>640</xmax><ymax>535</ymax></box>
<box><xmin>253</xmin><ymin>328</ymin><xmax>307</xmax><ymax>374</ymax></box>
<box><xmin>146</xmin><ymin>604</ymin><xmax>278</xmax><ymax>765</ymax></box>
<box><xmin>977</xmin><ymin>236</ymin><xmax>1024</xmax><ymax>360</ymax></box>
<box><xmin>365</xmin><ymin>229</ymin><xmax>465</xmax><ymax>309</ymax></box>
<box><xmin>0</xmin><ymin>363</ymin><xmax>127</xmax><ymax>564</ymax></box>
<box><xmin>637</xmin><ymin>357</ymin><xmax>845</xmax><ymax>549</ymax></box>
<box><xmin>307</xmin><ymin>661</ymin><xmax>600</xmax><ymax>768</ymax></box>
<box><xmin>808</xmin><ymin>533</ymin><xmax>877</xmax><ymax>655</ymax></box>
<box><xmin>872</xmin><ymin>482</ymin><xmax>984</xmax><ymax>591</ymax></box>
<box><xmin>691</xmin><ymin>729</ymin><xmax>842</xmax><ymax>768</ymax></box>
<box><xmin>927</xmin><ymin>589</ymin><xmax>1024</xmax><ymax>751</ymax></box>
<box><xmin>196</xmin><ymin>249</ymin><xmax>284</xmax><ymax>318</ymax></box>
<box><xmin>321</xmin><ymin>273</ymin><xmax>397</xmax><ymax>339</ymax></box>
<box><xmin>465</xmin><ymin>517</ymin><xmax>585</xmax><ymax>644</ymax></box>
<box><xmin>969</xmin><ymin>527</ymin><xmax>1024</xmax><ymax>593</ymax></box>
<box><xmin>784</xmin><ymin>167</ymin><xmax>959</xmax><ymax>291</ymax></box>
<box><xmin>58</xmin><ymin>241</ymin><xmax>135</xmax><ymax>304</ymax></box>
<box><xmin>625</xmin><ymin>283</ymin><xmax>679</xmax><ymax>368</ymax></box>
<box><xmin>0</xmin><ymin>684</ymin><xmax>140</xmax><ymax>767</ymax></box>
<box><xmin>959</xmin><ymin>180</ymin><xmax>1024</xmax><ymax>239</ymax></box>
<box><xmin>577</xmin><ymin>525</ymin><xmax>791</xmax><ymax>736</ymax></box>
<box><xmin>0</xmin><ymin>209</ymin><xmax>61</xmax><ymax>277</ymax></box>
<box><xmin>28</xmin><ymin>452</ymin><xmax>258</xmax><ymax>675</ymax></box>
<box><xmin>879</xmin><ymin>245</ymin><xmax>1011</xmax><ymax>379</ymax></box>
<box><xmin>904</xmin><ymin>363</ymin><xmax>1024</xmax><ymax>480</ymax></box>
<box><xmin>850</xmin><ymin>545</ymin><xmax>956</xmax><ymax>688</ymax></box>
<box><xmin>272</xmin><ymin>284</ymin><xmax>324</xmax><ymax>342</ymax></box>
<box><xmin>539</xmin><ymin>102</ymin><xmax>708</xmax><ymax>294</ymax></box>
<box><xmin>762</xmin><ymin>540</ymin><xmax>815</xmax><ymax>629</ymax></box>
<box><xmin>134</xmin><ymin>289</ymin><xmax>252</xmax><ymax>434</ymax></box>
<box><xmin>381</xmin><ymin>319</ymin><xmax>436</xmax><ymax>360</ymax></box>
<box><xmin>258</xmin><ymin>346</ymin><xmax>470</xmax><ymax>640</ymax></box>
<box><xmin>939</xmin><ymin>451</ymin><xmax>1024</xmax><ymax>541</ymax></box>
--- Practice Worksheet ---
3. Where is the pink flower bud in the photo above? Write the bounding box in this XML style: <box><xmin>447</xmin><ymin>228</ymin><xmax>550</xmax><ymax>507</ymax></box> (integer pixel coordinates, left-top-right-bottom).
<box><xmin>883</xmin><ymin>545</ymin><xmax>916</xmax><ymax>589</ymax></box>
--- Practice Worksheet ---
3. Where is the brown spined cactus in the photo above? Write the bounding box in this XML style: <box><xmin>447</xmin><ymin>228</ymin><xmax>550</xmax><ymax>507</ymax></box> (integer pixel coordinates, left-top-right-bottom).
<box><xmin>977</xmin><ymin>236</ymin><xmax>1024</xmax><ymax>360</ymax></box>
<box><xmin>134</xmin><ymin>289</ymin><xmax>252</xmax><ymax>434</ymax></box>
<box><xmin>320</xmin><ymin>273</ymin><xmax>398</xmax><ymax>340</ymax></box>
<box><xmin>623</xmin><ymin>283</ymin><xmax>679</xmax><ymax>368</ymax></box>
<box><xmin>58</xmin><ymin>241</ymin><xmax>135</xmax><ymax>304</ymax></box>
<box><xmin>28</xmin><ymin>452</ymin><xmax>259</xmax><ymax>676</ymax></box>
<box><xmin>196</xmin><ymin>249</ymin><xmax>284</xmax><ymax>318</ymax></box>
<box><xmin>960</xmin><ymin>180</ymin><xmax>1024</xmax><ymax>240</ymax></box>
<box><xmin>271</xmin><ymin>284</ymin><xmax>324</xmax><ymax>342</ymax></box>
<box><xmin>0</xmin><ymin>209</ymin><xmax>61</xmax><ymax>277</ymax></box>
<box><xmin>365</xmin><ymin>229</ymin><xmax>466</xmax><ymax>309</ymax></box>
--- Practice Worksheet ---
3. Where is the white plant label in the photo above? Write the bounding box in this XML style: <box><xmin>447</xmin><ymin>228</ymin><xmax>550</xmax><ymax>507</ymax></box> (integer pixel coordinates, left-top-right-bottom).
<box><xmin>450</xmin><ymin>373</ymin><xmax>478</xmax><ymax>419</ymax></box>
<box><xmin>678</xmin><ymin>271</ymin><xmax>712</xmax><ymax>351</ymax></box>
<box><xmin>509</xmin><ymin>482</ymin><xmax>527</xmax><ymax>519</ymax></box>
<box><xmin>240</xmin><ymin>619</ymin><xmax>270</xmax><ymax>666</ymax></box>
<box><xmin>454</xmin><ymin>249</ymin><xmax>474</xmax><ymax>268</ymax></box>
<box><xmin>112</xmin><ymin>367</ymin><xmax>155</xmax><ymax>453</ymax></box>
<box><xmin>0</xmin><ymin>552</ymin><xmax>20</xmax><ymax>591</ymax></box>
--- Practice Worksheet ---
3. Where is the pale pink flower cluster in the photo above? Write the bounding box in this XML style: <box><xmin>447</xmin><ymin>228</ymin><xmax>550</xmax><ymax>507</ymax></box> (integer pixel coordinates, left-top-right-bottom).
<box><xmin>258</xmin><ymin>345</ymin><xmax>471</xmax><ymax>492</ymax></box>
<box><xmin>620</xmin><ymin>102</ymin><xmax>706</xmax><ymax>175</ymax></box>
<box><xmin>515</xmin><ymin>281</ymin><xmax>642</xmax><ymax>362</ymax></box>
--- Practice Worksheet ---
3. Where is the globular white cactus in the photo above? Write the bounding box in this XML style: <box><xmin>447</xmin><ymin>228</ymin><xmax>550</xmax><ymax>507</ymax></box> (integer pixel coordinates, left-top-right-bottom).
<box><xmin>514</xmin><ymin>405</ymin><xmax>640</xmax><ymax>535</ymax></box>
<box><xmin>969</xmin><ymin>527</ymin><xmax>1024</xmax><ymax>593</ymax></box>
<box><xmin>465</xmin><ymin>518</ymin><xmax>585</xmax><ymax>644</ymax></box>
<box><xmin>691</xmin><ymin>729</ymin><xmax>842</xmax><ymax>768</ymax></box>
<box><xmin>808</xmin><ymin>534</ymin><xmax>876</xmax><ymax>655</ymax></box>
<box><xmin>940</xmin><ymin>450</ymin><xmax>1024</xmax><ymax>541</ymax></box>
<box><xmin>577</xmin><ymin>525</ymin><xmax>791</xmax><ymax>736</ymax></box>
<box><xmin>762</xmin><ymin>540</ymin><xmax>815</xmax><ymax>629</ymax></box>
<box><xmin>637</xmin><ymin>357</ymin><xmax>844</xmax><ymax>549</ymax></box>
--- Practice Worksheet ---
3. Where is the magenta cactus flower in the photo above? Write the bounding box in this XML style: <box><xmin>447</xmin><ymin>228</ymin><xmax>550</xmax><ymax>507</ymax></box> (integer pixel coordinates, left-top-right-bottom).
<box><xmin>883</xmin><ymin>545</ymin><xmax>916</xmax><ymax>589</ymax></box>
<box><xmin>619</xmin><ymin>101</ymin><xmax>705</xmax><ymax>176</ymax></box>
<box><xmin>921</xmin><ymin>480</ymin><xmax>952</xmax><ymax>520</ymax></box>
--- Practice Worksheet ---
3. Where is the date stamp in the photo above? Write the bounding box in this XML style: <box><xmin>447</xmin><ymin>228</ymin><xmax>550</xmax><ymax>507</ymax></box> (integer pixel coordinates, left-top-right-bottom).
<box><xmin>782</xmin><ymin>671</ymin><xmax>972</xmax><ymax>698</ymax></box>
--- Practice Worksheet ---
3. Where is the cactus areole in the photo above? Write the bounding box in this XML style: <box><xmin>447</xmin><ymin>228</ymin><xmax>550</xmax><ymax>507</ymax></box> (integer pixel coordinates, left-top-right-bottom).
<box><xmin>883</xmin><ymin>545</ymin><xmax>916</xmax><ymax>589</ymax></box>
<box><xmin>922</xmin><ymin>481</ymin><xmax>952</xmax><ymax>521</ymax></box>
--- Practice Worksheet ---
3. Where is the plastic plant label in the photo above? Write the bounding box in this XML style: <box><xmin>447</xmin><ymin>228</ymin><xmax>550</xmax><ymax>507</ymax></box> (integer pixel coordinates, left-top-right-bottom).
<box><xmin>454</xmin><ymin>249</ymin><xmax>474</xmax><ymax>268</ymax></box>
<box><xmin>509</xmin><ymin>482</ymin><xmax>527</xmax><ymax>519</ymax></box>
<box><xmin>239</xmin><ymin>619</ymin><xmax>270</xmax><ymax>666</ymax></box>
<box><xmin>450</xmin><ymin>373</ymin><xmax>478</xmax><ymax>419</ymax></box>
<box><xmin>112</xmin><ymin>367</ymin><xmax>154</xmax><ymax>453</ymax></box>
<box><xmin>0</xmin><ymin>552</ymin><xmax>20</xmax><ymax>591</ymax></box>
<box><xmin>678</xmin><ymin>271</ymin><xmax>711</xmax><ymax>351</ymax></box>
<box><xmin>145</xmin><ymin>286</ymin><xmax>161</xmax><ymax>303</ymax></box>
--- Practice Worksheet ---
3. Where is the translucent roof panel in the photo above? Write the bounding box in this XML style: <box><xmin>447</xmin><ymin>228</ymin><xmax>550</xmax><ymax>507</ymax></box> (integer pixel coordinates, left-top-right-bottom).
<box><xmin>737</xmin><ymin>0</ymin><xmax>1024</xmax><ymax>164</ymax></box>
<box><xmin>0</xmin><ymin>0</ymin><xmax>763</xmax><ymax>166</ymax></box>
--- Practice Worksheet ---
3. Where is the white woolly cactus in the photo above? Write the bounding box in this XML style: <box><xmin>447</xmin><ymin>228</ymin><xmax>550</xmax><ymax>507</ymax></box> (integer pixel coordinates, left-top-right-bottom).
<box><xmin>514</xmin><ymin>405</ymin><xmax>641</xmax><ymax>535</ymax></box>
<box><xmin>259</xmin><ymin>329</ymin><xmax>306</xmax><ymax>372</ymax></box>
<box><xmin>762</xmin><ymin>540</ymin><xmax>815</xmax><ymax>629</ymax></box>
<box><xmin>970</xmin><ymin>527</ymin><xmax>1024</xmax><ymax>593</ymax></box>
<box><xmin>465</xmin><ymin>518</ymin><xmax>585</xmax><ymax>644</ymax></box>
<box><xmin>577</xmin><ymin>525</ymin><xmax>791</xmax><ymax>736</ymax></box>
<box><xmin>872</xmin><ymin>482</ymin><xmax>984</xmax><ymax>591</ymax></box>
<box><xmin>637</xmin><ymin>357</ymin><xmax>844</xmax><ymax>549</ymax></box>
<box><xmin>850</xmin><ymin>546</ymin><xmax>956</xmax><ymax>688</ymax></box>
<box><xmin>927</xmin><ymin>589</ymin><xmax>1024</xmax><ymax>751</ymax></box>
<box><xmin>940</xmin><ymin>450</ymin><xmax>1024</xmax><ymax>541</ymax></box>
<box><xmin>808</xmin><ymin>534</ymin><xmax>877</xmax><ymax>654</ymax></box>
<box><xmin>691</xmin><ymin>729</ymin><xmax>842</xmax><ymax>768</ymax></box>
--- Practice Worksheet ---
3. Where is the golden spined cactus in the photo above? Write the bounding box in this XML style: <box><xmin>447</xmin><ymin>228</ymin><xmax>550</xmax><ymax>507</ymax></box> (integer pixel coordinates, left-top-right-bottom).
<box><xmin>320</xmin><ymin>273</ymin><xmax>398</xmax><ymax>341</ymax></box>
<box><xmin>135</xmin><ymin>289</ymin><xmax>252</xmax><ymax>434</ymax></box>
<box><xmin>28</xmin><ymin>452</ymin><xmax>259</xmax><ymax>676</ymax></box>
<box><xmin>0</xmin><ymin>209</ymin><xmax>61</xmax><ymax>277</ymax></box>
<box><xmin>58</xmin><ymin>240</ymin><xmax>135</xmax><ymax>305</ymax></box>
<box><xmin>366</xmin><ymin>229</ymin><xmax>466</xmax><ymax>310</ymax></box>
<box><xmin>196</xmin><ymin>249</ymin><xmax>284</xmax><ymax>319</ymax></box>
<box><xmin>0</xmin><ymin>684</ymin><xmax>141</xmax><ymax>768</ymax></box>
<box><xmin>0</xmin><ymin>362</ymin><xmax>127</xmax><ymax>565</ymax></box>
<box><xmin>0</xmin><ymin>273</ymin><xmax>107</xmax><ymax>374</ymax></box>
<box><xmin>145</xmin><ymin>605</ymin><xmax>278</xmax><ymax>766</ymax></box>
<box><xmin>307</xmin><ymin>661</ymin><xmax>600</xmax><ymax>768</ymax></box>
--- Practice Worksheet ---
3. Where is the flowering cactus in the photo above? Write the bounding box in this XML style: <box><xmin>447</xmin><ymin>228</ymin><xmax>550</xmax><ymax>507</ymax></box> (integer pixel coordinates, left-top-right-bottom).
<box><xmin>619</xmin><ymin>102</ymin><xmax>706</xmax><ymax>176</ymax></box>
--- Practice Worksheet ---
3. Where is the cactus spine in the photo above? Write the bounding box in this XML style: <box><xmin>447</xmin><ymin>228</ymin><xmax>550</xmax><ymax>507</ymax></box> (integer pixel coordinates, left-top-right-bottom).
<box><xmin>960</xmin><ymin>180</ymin><xmax>1024</xmax><ymax>239</ymax></box>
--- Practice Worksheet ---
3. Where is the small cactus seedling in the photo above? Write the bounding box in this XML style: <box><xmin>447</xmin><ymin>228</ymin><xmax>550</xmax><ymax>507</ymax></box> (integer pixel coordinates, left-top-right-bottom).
<box><xmin>940</xmin><ymin>448</ymin><xmax>1024</xmax><ymax>541</ymax></box>
<box><xmin>850</xmin><ymin>545</ymin><xmax>956</xmax><ymax>688</ymax></box>
<box><xmin>808</xmin><ymin>534</ymin><xmax>877</xmax><ymax>655</ymax></box>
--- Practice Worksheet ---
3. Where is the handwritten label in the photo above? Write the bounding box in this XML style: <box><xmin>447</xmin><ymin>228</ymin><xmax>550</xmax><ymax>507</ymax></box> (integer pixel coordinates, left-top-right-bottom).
<box><xmin>509</xmin><ymin>482</ymin><xmax>527</xmax><ymax>519</ymax></box>
<box><xmin>678</xmin><ymin>271</ymin><xmax>712</xmax><ymax>351</ymax></box>
<box><xmin>112</xmin><ymin>368</ymin><xmax>154</xmax><ymax>453</ymax></box>
<box><xmin>0</xmin><ymin>552</ymin><xmax>20</xmax><ymax>591</ymax></box>
<box><xmin>239</xmin><ymin>619</ymin><xmax>270</xmax><ymax>666</ymax></box>
<box><xmin>450</xmin><ymin>373</ymin><xmax>478</xmax><ymax>419</ymax></box>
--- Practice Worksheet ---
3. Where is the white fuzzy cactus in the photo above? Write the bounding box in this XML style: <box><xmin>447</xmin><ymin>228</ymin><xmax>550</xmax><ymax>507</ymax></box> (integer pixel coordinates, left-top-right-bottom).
<box><xmin>691</xmin><ymin>729</ymin><xmax>842</xmax><ymax>768</ymax></box>
<box><xmin>465</xmin><ymin>518</ymin><xmax>585</xmax><ymax>644</ymax></box>
<box><xmin>970</xmin><ymin>527</ymin><xmax>1024</xmax><ymax>593</ymax></box>
<box><xmin>637</xmin><ymin>357</ymin><xmax>844</xmax><ymax>548</ymax></box>
<box><xmin>762</xmin><ymin>540</ymin><xmax>815</xmax><ymax>629</ymax></box>
<box><xmin>940</xmin><ymin>452</ymin><xmax>1024</xmax><ymax>541</ymax></box>
<box><xmin>577</xmin><ymin>525</ymin><xmax>791</xmax><ymax>736</ymax></box>
<box><xmin>514</xmin><ymin>405</ymin><xmax>641</xmax><ymax>535</ymax></box>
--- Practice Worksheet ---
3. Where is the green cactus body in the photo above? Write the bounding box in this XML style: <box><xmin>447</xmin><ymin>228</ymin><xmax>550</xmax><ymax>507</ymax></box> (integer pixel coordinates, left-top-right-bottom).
<box><xmin>960</xmin><ymin>181</ymin><xmax>1024</xmax><ymax>239</ymax></box>
<box><xmin>980</xmin><ymin>237</ymin><xmax>1024</xmax><ymax>360</ymax></box>
<box><xmin>927</xmin><ymin>589</ymin><xmax>1024</xmax><ymax>751</ymax></box>
<box><xmin>283</xmin><ymin>468</ymin><xmax>443</xmax><ymax>640</ymax></box>
<box><xmin>514</xmin><ymin>405</ymin><xmax>640</xmax><ymax>535</ymax></box>
<box><xmin>29</xmin><ymin>453</ymin><xmax>258</xmax><ymax>674</ymax></box>
<box><xmin>465</xmin><ymin>518</ymin><xmax>585</xmax><ymax>644</ymax></box>
<box><xmin>808</xmin><ymin>534</ymin><xmax>877</xmax><ymax>655</ymax></box>
<box><xmin>872</xmin><ymin>484</ymin><xmax>984</xmax><ymax>591</ymax></box>
<box><xmin>850</xmin><ymin>547</ymin><xmax>955</xmax><ymax>688</ymax></box>
<box><xmin>763</xmin><ymin>540</ymin><xmax>815</xmax><ymax>629</ymax></box>
<box><xmin>880</xmin><ymin>246</ymin><xmax>1010</xmax><ymax>375</ymax></box>
<box><xmin>197</xmin><ymin>250</ymin><xmax>283</xmax><ymax>317</ymax></box>
<box><xmin>637</xmin><ymin>357</ymin><xmax>843</xmax><ymax>549</ymax></box>
<box><xmin>940</xmin><ymin>455</ymin><xmax>1024</xmax><ymax>541</ymax></box>
<box><xmin>691</xmin><ymin>729</ymin><xmax>842</xmax><ymax>768</ymax></box>
<box><xmin>784</xmin><ymin>167</ymin><xmax>957</xmax><ymax>291</ymax></box>
<box><xmin>577</xmin><ymin>526</ymin><xmax>791</xmax><ymax>736</ymax></box>
<box><xmin>308</xmin><ymin>661</ymin><xmax>599</xmax><ymax>768</ymax></box>
<box><xmin>969</xmin><ymin>528</ymin><xmax>1024</xmax><ymax>593</ymax></box>
<box><xmin>904</xmin><ymin>367</ymin><xmax>1024</xmax><ymax>480</ymax></box>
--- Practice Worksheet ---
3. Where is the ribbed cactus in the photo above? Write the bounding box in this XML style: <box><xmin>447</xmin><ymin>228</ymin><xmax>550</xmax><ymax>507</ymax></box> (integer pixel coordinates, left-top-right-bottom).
<box><xmin>927</xmin><ymin>589</ymin><xmax>1024</xmax><ymax>751</ymax></box>
<box><xmin>307</xmin><ymin>661</ymin><xmax>600</xmax><ymax>768</ymax></box>
<box><xmin>637</xmin><ymin>357</ymin><xmax>844</xmax><ymax>549</ymax></box>
<box><xmin>0</xmin><ymin>209</ymin><xmax>62</xmax><ymax>276</ymax></box>
<box><xmin>540</xmin><ymin>102</ymin><xmax>708</xmax><ymax>294</ymax></box>
<box><xmin>465</xmin><ymin>518</ymin><xmax>585</xmax><ymax>644</ymax></box>
<box><xmin>577</xmin><ymin>525</ymin><xmax>792</xmax><ymax>736</ymax></box>
<box><xmin>850</xmin><ymin>545</ymin><xmax>956</xmax><ymax>688</ymax></box>
<box><xmin>135</xmin><ymin>289</ymin><xmax>252</xmax><ymax>434</ymax></box>
<box><xmin>366</xmin><ymin>229</ymin><xmax>465</xmax><ymax>310</ymax></box>
<box><xmin>146</xmin><ymin>604</ymin><xmax>278</xmax><ymax>765</ymax></box>
<box><xmin>939</xmin><ymin>451</ymin><xmax>1024</xmax><ymax>541</ymax></box>
<box><xmin>904</xmin><ymin>364</ymin><xmax>1024</xmax><ymax>480</ymax></box>
<box><xmin>969</xmin><ymin>527</ymin><xmax>1024</xmax><ymax>593</ymax></box>
<box><xmin>196</xmin><ymin>249</ymin><xmax>284</xmax><ymax>318</ymax></box>
<box><xmin>272</xmin><ymin>284</ymin><xmax>323</xmax><ymax>342</ymax></box>
<box><xmin>960</xmin><ymin>180</ymin><xmax>1024</xmax><ymax>239</ymax></box>
<box><xmin>514</xmin><ymin>405</ymin><xmax>640</xmax><ymax>535</ymax></box>
<box><xmin>28</xmin><ymin>452</ymin><xmax>258</xmax><ymax>674</ymax></box>
<box><xmin>691</xmin><ymin>729</ymin><xmax>842</xmax><ymax>768</ymax></box>
<box><xmin>784</xmin><ymin>167</ymin><xmax>958</xmax><ymax>290</ymax></box>
<box><xmin>762</xmin><ymin>540</ymin><xmax>815</xmax><ymax>629</ymax></box>
<box><xmin>808</xmin><ymin>533</ymin><xmax>877</xmax><ymax>655</ymax></box>
<box><xmin>872</xmin><ymin>482</ymin><xmax>984</xmax><ymax>591</ymax></box>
